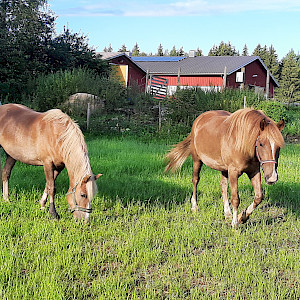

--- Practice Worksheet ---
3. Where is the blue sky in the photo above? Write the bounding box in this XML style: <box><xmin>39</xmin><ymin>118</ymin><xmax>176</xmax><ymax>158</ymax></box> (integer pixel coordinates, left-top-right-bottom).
<box><xmin>48</xmin><ymin>0</ymin><xmax>300</xmax><ymax>60</ymax></box>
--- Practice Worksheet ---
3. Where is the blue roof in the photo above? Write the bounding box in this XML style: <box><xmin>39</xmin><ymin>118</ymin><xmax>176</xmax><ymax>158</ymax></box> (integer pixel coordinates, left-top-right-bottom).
<box><xmin>131</xmin><ymin>56</ymin><xmax>186</xmax><ymax>62</ymax></box>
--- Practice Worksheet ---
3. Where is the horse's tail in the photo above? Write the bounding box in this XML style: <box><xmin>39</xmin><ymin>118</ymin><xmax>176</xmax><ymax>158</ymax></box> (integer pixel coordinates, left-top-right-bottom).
<box><xmin>165</xmin><ymin>134</ymin><xmax>192</xmax><ymax>172</ymax></box>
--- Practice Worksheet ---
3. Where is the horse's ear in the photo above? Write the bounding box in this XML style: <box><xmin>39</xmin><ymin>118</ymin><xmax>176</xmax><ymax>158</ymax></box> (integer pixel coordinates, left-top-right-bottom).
<box><xmin>94</xmin><ymin>174</ymin><xmax>102</xmax><ymax>180</ymax></box>
<box><xmin>82</xmin><ymin>174</ymin><xmax>102</xmax><ymax>183</ymax></box>
<box><xmin>260</xmin><ymin>118</ymin><xmax>268</xmax><ymax>131</ymax></box>
<box><xmin>277</xmin><ymin>120</ymin><xmax>285</xmax><ymax>131</ymax></box>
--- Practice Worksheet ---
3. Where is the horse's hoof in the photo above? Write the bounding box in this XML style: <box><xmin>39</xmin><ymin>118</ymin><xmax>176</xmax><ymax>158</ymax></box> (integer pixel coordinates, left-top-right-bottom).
<box><xmin>51</xmin><ymin>213</ymin><xmax>60</xmax><ymax>220</ymax></box>
<box><xmin>191</xmin><ymin>206</ymin><xmax>199</xmax><ymax>213</ymax></box>
<box><xmin>238</xmin><ymin>210</ymin><xmax>248</xmax><ymax>224</ymax></box>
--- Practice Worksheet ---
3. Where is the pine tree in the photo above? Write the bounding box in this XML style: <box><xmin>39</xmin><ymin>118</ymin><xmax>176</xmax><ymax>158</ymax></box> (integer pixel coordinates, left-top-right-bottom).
<box><xmin>118</xmin><ymin>44</ymin><xmax>127</xmax><ymax>52</ymax></box>
<box><xmin>252</xmin><ymin>44</ymin><xmax>263</xmax><ymax>56</ymax></box>
<box><xmin>170</xmin><ymin>46</ymin><xmax>177</xmax><ymax>56</ymax></box>
<box><xmin>208</xmin><ymin>41</ymin><xmax>238</xmax><ymax>56</ymax></box>
<box><xmin>275</xmin><ymin>50</ymin><xmax>300</xmax><ymax>104</ymax></box>
<box><xmin>242</xmin><ymin>44</ymin><xmax>249</xmax><ymax>56</ymax></box>
<box><xmin>157</xmin><ymin>43</ymin><xmax>164</xmax><ymax>56</ymax></box>
<box><xmin>107</xmin><ymin>43</ymin><xmax>113</xmax><ymax>52</ymax></box>
<box><xmin>196</xmin><ymin>47</ymin><xmax>203</xmax><ymax>56</ymax></box>
<box><xmin>178</xmin><ymin>46</ymin><xmax>185</xmax><ymax>56</ymax></box>
<box><xmin>265</xmin><ymin>45</ymin><xmax>280</xmax><ymax>80</ymax></box>
<box><xmin>132</xmin><ymin>42</ymin><xmax>140</xmax><ymax>56</ymax></box>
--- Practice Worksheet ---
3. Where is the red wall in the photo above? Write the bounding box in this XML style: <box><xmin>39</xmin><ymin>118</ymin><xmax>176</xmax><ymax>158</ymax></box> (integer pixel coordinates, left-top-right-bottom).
<box><xmin>110</xmin><ymin>56</ymin><xmax>146</xmax><ymax>91</ymax></box>
<box><xmin>226</xmin><ymin>60</ymin><xmax>275</xmax><ymax>97</ymax></box>
<box><xmin>158</xmin><ymin>75</ymin><xmax>223</xmax><ymax>87</ymax></box>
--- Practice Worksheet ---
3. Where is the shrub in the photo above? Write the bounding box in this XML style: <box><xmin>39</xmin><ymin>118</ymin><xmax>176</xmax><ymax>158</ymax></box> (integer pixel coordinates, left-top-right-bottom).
<box><xmin>26</xmin><ymin>68</ymin><xmax>126</xmax><ymax>112</ymax></box>
<box><xmin>257</xmin><ymin>101</ymin><xmax>288</xmax><ymax>122</ymax></box>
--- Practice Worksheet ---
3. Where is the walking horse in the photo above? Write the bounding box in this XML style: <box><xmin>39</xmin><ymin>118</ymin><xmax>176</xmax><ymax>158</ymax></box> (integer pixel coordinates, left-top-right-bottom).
<box><xmin>0</xmin><ymin>104</ymin><xmax>101</xmax><ymax>221</ymax></box>
<box><xmin>165</xmin><ymin>108</ymin><xmax>284</xmax><ymax>228</ymax></box>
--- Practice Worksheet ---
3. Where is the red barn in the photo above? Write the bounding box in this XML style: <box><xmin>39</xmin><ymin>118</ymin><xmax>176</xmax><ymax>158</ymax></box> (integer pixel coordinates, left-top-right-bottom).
<box><xmin>100</xmin><ymin>52</ymin><xmax>279</xmax><ymax>98</ymax></box>
<box><xmin>99</xmin><ymin>52</ymin><xmax>146</xmax><ymax>91</ymax></box>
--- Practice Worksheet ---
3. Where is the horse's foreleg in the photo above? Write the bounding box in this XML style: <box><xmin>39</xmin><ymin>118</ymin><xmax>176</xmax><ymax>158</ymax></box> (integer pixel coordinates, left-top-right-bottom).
<box><xmin>228</xmin><ymin>169</ymin><xmax>240</xmax><ymax>229</ymax></box>
<box><xmin>220</xmin><ymin>171</ymin><xmax>232</xmax><ymax>220</ymax></box>
<box><xmin>44</xmin><ymin>164</ymin><xmax>60</xmax><ymax>219</ymax></box>
<box><xmin>191</xmin><ymin>159</ymin><xmax>203</xmax><ymax>212</ymax></box>
<box><xmin>2</xmin><ymin>156</ymin><xmax>16</xmax><ymax>201</ymax></box>
<box><xmin>238</xmin><ymin>172</ymin><xmax>263</xmax><ymax>224</ymax></box>
<box><xmin>40</xmin><ymin>170</ymin><xmax>60</xmax><ymax>210</ymax></box>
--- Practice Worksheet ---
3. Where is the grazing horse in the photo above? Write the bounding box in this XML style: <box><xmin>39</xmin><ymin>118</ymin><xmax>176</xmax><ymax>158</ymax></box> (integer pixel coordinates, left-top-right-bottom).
<box><xmin>0</xmin><ymin>104</ymin><xmax>101</xmax><ymax>221</ymax></box>
<box><xmin>165</xmin><ymin>108</ymin><xmax>285</xmax><ymax>228</ymax></box>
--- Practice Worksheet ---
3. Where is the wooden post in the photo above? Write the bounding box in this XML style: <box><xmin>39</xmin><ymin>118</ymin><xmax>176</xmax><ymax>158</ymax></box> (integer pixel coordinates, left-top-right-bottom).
<box><xmin>265</xmin><ymin>70</ymin><xmax>270</xmax><ymax>99</ymax></box>
<box><xmin>222</xmin><ymin>66</ymin><xmax>227</xmax><ymax>90</ymax></box>
<box><xmin>177</xmin><ymin>67</ymin><xmax>181</xmax><ymax>85</ymax></box>
<box><xmin>158</xmin><ymin>101</ymin><xmax>162</xmax><ymax>132</ymax></box>
<box><xmin>244</xmin><ymin>96</ymin><xmax>247</xmax><ymax>108</ymax></box>
<box><xmin>87</xmin><ymin>103</ymin><xmax>91</xmax><ymax>131</ymax></box>
<box><xmin>145</xmin><ymin>70</ymin><xmax>149</xmax><ymax>94</ymax></box>
<box><xmin>240</xmin><ymin>67</ymin><xmax>245</xmax><ymax>89</ymax></box>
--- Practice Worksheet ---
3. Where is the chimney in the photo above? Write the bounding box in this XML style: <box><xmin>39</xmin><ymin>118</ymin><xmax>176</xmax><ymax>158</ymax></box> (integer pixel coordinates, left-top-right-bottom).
<box><xmin>189</xmin><ymin>50</ymin><xmax>196</xmax><ymax>57</ymax></box>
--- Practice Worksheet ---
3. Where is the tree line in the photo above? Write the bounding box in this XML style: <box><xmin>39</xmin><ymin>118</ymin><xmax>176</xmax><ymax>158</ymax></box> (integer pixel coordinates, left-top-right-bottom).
<box><xmin>0</xmin><ymin>0</ymin><xmax>110</xmax><ymax>102</ymax></box>
<box><xmin>0</xmin><ymin>0</ymin><xmax>299</xmax><ymax>105</ymax></box>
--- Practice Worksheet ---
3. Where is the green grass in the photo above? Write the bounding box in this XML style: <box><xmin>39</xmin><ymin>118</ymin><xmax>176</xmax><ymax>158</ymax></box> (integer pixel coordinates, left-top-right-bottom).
<box><xmin>0</xmin><ymin>137</ymin><xmax>299</xmax><ymax>299</ymax></box>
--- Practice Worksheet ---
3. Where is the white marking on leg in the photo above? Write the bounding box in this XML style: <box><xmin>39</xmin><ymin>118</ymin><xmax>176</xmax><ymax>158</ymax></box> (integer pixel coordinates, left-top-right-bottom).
<box><xmin>224</xmin><ymin>200</ymin><xmax>232</xmax><ymax>219</ymax></box>
<box><xmin>245</xmin><ymin>203</ymin><xmax>255</xmax><ymax>216</ymax></box>
<box><xmin>191</xmin><ymin>195</ymin><xmax>198</xmax><ymax>212</ymax></box>
<box><xmin>231</xmin><ymin>208</ymin><xmax>238</xmax><ymax>229</ymax></box>
<box><xmin>40</xmin><ymin>191</ymin><xmax>48</xmax><ymax>209</ymax></box>
<box><xmin>3</xmin><ymin>181</ymin><xmax>9</xmax><ymax>201</ymax></box>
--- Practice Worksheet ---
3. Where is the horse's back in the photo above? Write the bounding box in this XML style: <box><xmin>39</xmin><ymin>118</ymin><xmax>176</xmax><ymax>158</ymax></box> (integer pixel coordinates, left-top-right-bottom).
<box><xmin>0</xmin><ymin>104</ymin><xmax>51</xmax><ymax>165</ymax></box>
<box><xmin>191</xmin><ymin>110</ymin><xmax>231</xmax><ymax>170</ymax></box>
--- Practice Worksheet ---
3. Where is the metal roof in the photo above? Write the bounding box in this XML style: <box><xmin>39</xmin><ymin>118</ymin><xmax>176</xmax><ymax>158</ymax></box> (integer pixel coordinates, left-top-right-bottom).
<box><xmin>134</xmin><ymin>56</ymin><xmax>279</xmax><ymax>86</ymax></box>
<box><xmin>134</xmin><ymin>56</ymin><xmax>259</xmax><ymax>75</ymax></box>
<box><xmin>132</xmin><ymin>56</ymin><xmax>186</xmax><ymax>62</ymax></box>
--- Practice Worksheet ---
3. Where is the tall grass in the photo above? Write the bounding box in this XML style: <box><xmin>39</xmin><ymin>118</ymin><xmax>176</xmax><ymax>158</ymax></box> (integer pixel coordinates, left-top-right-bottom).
<box><xmin>0</xmin><ymin>137</ymin><xmax>299</xmax><ymax>299</ymax></box>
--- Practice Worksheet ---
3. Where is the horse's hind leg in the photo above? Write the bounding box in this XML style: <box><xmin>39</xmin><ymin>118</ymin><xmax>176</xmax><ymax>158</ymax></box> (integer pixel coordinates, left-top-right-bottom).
<box><xmin>220</xmin><ymin>171</ymin><xmax>232</xmax><ymax>221</ymax></box>
<box><xmin>2</xmin><ymin>155</ymin><xmax>16</xmax><ymax>201</ymax></box>
<box><xmin>191</xmin><ymin>159</ymin><xmax>203</xmax><ymax>212</ymax></box>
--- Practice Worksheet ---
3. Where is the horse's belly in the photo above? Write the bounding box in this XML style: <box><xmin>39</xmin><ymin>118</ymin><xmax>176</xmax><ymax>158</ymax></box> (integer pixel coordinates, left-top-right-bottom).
<box><xmin>3</xmin><ymin>144</ymin><xmax>43</xmax><ymax>166</ymax></box>
<box><xmin>200</xmin><ymin>154</ymin><xmax>226</xmax><ymax>171</ymax></box>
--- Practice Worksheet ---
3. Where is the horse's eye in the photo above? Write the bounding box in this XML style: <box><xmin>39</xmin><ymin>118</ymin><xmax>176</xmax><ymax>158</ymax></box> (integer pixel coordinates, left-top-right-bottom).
<box><xmin>260</xmin><ymin>143</ymin><xmax>263</xmax><ymax>147</ymax></box>
<box><xmin>80</xmin><ymin>193</ymin><xmax>87</xmax><ymax>198</ymax></box>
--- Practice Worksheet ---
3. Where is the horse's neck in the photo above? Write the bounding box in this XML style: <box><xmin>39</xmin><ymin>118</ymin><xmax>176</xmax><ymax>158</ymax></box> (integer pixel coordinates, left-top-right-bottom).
<box><xmin>65</xmin><ymin>154</ymin><xmax>92</xmax><ymax>189</ymax></box>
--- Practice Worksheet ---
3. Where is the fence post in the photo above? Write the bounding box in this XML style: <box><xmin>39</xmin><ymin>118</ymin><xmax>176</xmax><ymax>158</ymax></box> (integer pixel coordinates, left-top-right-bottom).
<box><xmin>158</xmin><ymin>101</ymin><xmax>162</xmax><ymax>132</ymax></box>
<box><xmin>244</xmin><ymin>96</ymin><xmax>247</xmax><ymax>108</ymax></box>
<box><xmin>87</xmin><ymin>102</ymin><xmax>91</xmax><ymax>130</ymax></box>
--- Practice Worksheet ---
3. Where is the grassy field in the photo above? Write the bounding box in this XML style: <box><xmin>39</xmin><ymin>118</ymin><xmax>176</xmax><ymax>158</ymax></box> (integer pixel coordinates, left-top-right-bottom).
<box><xmin>0</xmin><ymin>136</ymin><xmax>299</xmax><ymax>299</ymax></box>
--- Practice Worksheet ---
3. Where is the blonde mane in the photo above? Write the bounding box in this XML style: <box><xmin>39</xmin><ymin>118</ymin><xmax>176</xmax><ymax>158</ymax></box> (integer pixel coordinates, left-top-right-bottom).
<box><xmin>225</xmin><ymin>108</ymin><xmax>284</xmax><ymax>157</ymax></box>
<box><xmin>42</xmin><ymin>109</ymin><xmax>97</xmax><ymax>199</ymax></box>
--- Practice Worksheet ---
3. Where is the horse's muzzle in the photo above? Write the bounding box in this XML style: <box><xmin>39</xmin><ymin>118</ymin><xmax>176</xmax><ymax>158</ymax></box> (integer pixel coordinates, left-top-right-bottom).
<box><xmin>265</xmin><ymin>174</ymin><xmax>278</xmax><ymax>185</ymax></box>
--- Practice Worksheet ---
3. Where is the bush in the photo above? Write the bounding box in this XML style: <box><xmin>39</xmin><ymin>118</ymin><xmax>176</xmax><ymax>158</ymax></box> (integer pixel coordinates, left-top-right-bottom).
<box><xmin>26</xmin><ymin>68</ymin><xmax>126</xmax><ymax>112</ymax></box>
<box><xmin>257</xmin><ymin>101</ymin><xmax>288</xmax><ymax>122</ymax></box>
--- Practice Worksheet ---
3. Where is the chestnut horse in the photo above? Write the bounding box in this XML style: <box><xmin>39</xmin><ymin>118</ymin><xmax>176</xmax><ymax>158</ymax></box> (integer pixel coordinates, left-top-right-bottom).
<box><xmin>165</xmin><ymin>108</ymin><xmax>285</xmax><ymax>228</ymax></box>
<box><xmin>0</xmin><ymin>104</ymin><xmax>101</xmax><ymax>221</ymax></box>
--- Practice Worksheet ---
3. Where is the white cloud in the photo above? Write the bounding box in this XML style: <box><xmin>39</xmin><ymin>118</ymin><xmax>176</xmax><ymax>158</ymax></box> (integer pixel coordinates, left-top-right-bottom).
<box><xmin>54</xmin><ymin>0</ymin><xmax>300</xmax><ymax>17</ymax></box>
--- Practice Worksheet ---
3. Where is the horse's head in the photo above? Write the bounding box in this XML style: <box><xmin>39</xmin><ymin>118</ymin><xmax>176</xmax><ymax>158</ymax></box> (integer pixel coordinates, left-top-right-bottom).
<box><xmin>67</xmin><ymin>174</ymin><xmax>102</xmax><ymax>221</ymax></box>
<box><xmin>256</xmin><ymin>119</ymin><xmax>285</xmax><ymax>185</ymax></box>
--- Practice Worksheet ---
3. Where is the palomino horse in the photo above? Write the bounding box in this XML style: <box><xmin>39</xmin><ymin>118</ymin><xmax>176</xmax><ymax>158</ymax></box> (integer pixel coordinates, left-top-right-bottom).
<box><xmin>0</xmin><ymin>104</ymin><xmax>101</xmax><ymax>221</ymax></box>
<box><xmin>165</xmin><ymin>108</ymin><xmax>285</xmax><ymax>228</ymax></box>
